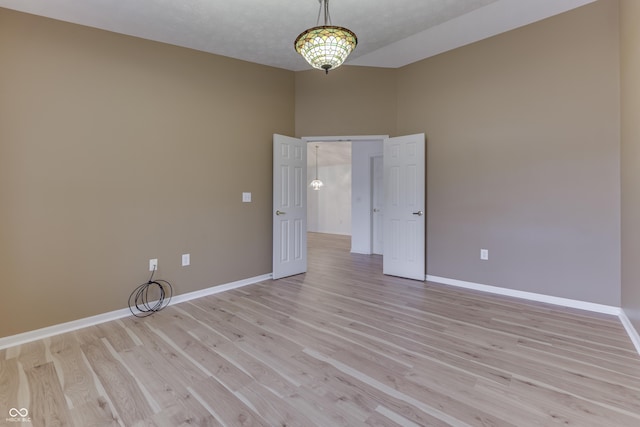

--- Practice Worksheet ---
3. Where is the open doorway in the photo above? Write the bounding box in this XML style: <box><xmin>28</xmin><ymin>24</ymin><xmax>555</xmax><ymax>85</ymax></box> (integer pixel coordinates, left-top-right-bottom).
<box><xmin>274</xmin><ymin>133</ymin><xmax>425</xmax><ymax>280</ymax></box>
<box><xmin>304</xmin><ymin>136</ymin><xmax>386</xmax><ymax>255</ymax></box>
<box><xmin>306</xmin><ymin>141</ymin><xmax>352</xmax><ymax>236</ymax></box>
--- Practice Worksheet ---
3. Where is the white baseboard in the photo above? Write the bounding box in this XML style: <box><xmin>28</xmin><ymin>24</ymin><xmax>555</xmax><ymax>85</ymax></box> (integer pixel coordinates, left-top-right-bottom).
<box><xmin>426</xmin><ymin>275</ymin><xmax>640</xmax><ymax>356</ymax></box>
<box><xmin>0</xmin><ymin>273</ymin><xmax>272</xmax><ymax>351</ymax></box>
<box><xmin>619</xmin><ymin>310</ymin><xmax>640</xmax><ymax>355</ymax></box>
<box><xmin>169</xmin><ymin>273</ymin><xmax>272</xmax><ymax>305</ymax></box>
<box><xmin>0</xmin><ymin>308</ymin><xmax>133</xmax><ymax>352</ymax></box>
<box><xmin>350</xmin><ymin>247</ymin><xmax>372</xmax><ymax>255</ymax></box>
<box><xmin>5</xmin><ymin>272</ymin><xmax>638</xmax><ymax>357</ymax></box>
<box><xmin>426</xmin><ymin>275</ymin><xmax>621</xmax><ymax>315</ymax></box>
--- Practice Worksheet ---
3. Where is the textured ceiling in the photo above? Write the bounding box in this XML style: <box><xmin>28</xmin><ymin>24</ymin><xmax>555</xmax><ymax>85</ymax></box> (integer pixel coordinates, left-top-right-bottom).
<box><xmin>0</xmin><ymin>0</ymin><xmax>596</xmax><ymax>71</ymax></box>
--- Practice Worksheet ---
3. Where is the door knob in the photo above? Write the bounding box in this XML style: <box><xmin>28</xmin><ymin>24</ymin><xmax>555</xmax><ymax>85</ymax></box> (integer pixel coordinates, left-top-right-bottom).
<box><xmin>412</xmin><ymin>210</ymin><xmax>424</xmax><ymax>216</ymax></box>
<box><xmin>276</xmin><ymin>210</ymin><xmax>286</xmax><ymax>216</ymax></box>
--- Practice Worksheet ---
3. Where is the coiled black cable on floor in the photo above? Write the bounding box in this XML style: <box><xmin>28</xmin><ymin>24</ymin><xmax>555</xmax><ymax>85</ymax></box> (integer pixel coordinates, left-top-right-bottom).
<box><xmin>128</xmin><ymin>268</ymin><xmax>173</xmax><ymax>318</ymax></box>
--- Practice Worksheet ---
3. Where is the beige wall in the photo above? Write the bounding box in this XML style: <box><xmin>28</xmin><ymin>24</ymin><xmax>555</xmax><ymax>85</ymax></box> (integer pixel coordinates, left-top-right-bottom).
<box><xmin>396</xmin><ymin>0</ymin><xmax>620</xmax><ymax>304</ymax></box>
<box><xmin>620</xmin><ymin>0</ymin><xmax>640</xmax><ymax>330</ymax></box>
<box><xmin>1</xmin><ymin>0</ymin><xmax>630</xmax><ymax>339</ymax></box>
<box><xmin>0</xmin><ymin>9</ymin><xmax>294</xmax><ymax>337</ymax></box>
<box><xmin>295</xmin><ymin>66</ymin><xmax>397</xmax><ymax>137</ymax></box>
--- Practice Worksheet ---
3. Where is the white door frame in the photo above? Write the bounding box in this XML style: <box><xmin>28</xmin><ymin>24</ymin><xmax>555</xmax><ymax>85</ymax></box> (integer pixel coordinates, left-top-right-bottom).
<box><xmin>303</xmin><ymin>134</ymin><xmax>426</xmax><ymax>281</ymax></box>
<box><xmin>371</xmin><ymin>154</ymin><xmax>384</xmax><ymax>255</ymax></box>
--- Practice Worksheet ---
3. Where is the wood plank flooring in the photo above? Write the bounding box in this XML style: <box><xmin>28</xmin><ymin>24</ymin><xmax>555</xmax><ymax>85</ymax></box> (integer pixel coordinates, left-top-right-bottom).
<box><xmin>2</xmin><ymin>232</ymin><xmax>640</xmax><ymax>426</ymax></box>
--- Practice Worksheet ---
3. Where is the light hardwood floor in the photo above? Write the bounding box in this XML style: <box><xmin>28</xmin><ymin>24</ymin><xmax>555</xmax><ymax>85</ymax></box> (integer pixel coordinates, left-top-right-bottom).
<box><xmin>2</xmin><ymin>232</ymin><xmax>640</xmax><ymax>426</ymax></box>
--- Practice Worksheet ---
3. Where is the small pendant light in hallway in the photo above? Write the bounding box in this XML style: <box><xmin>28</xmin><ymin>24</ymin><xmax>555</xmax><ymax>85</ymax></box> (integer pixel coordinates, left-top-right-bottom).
<box><xmin>310</xmin><ymin>145</ymin><xmax>324</xmax><ymax>190</ymax></box>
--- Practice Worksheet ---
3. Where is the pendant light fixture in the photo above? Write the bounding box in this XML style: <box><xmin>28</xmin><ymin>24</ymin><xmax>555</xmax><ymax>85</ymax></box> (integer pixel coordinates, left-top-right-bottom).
<box><xmin>295</xmin><ymin>0</ymin><xmax>357</xmax><ymax>74</ymax></box>
<box><xmin>310</xmin><ymin>145</ymin><xmax>324</xmax><ymax>190</ymax></box>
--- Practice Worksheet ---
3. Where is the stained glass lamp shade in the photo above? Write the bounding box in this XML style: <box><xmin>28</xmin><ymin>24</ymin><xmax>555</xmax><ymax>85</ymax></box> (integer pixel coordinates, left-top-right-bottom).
<box><xmin>295</xmin><ymin>26</ymin><xmax>357</xmax><ymax>74</ymax></box>
<box><xmin>295</xmin><ymin>0</ymin><xmax>357</xmax><ymax>74</ymax></box>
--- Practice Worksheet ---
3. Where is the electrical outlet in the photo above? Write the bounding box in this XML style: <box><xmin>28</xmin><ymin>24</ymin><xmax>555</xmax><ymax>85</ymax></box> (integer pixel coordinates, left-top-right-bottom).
<box><xmin>149</xmin><ymin>258</ymin><xmax>158</xmax><ymax>271</ymax></box>
<box><xmin>182</xmin><ymin>253</ymin><xmax>190</xmax><ymax>266</ymax></box>
<box><xmin>480</xmin><ymin>249</ymin><xmax>489</xmax><ymax>261</ymax></box>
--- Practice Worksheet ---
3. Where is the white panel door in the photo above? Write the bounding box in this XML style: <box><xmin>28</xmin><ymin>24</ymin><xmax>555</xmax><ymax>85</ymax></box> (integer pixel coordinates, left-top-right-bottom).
<box><xmin>383</xmin><ymin>134</ymin><xmax>425</xmax><ymax>280</ymax></box>
<box><xmin>372</xmin><ymin>155</ymin><xmax>384</xmax><ymax>255</ymax></box>
<box><xmin>273</xmin><ymin>134</ymin><xmax>307</xmax><ymax>279</ymax></box>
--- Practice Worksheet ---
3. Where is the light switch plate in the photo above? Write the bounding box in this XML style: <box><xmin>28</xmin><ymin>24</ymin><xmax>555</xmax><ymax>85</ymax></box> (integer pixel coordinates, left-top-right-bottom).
<box><xmin>182</xmin><ymin>253</ymin><xmax>190</xmax><ymax>266</ymax></box>
<box><xmin>242</xmin><ymin>192</ymin><xmax>251</xmax><ymax>203</ymax></box>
